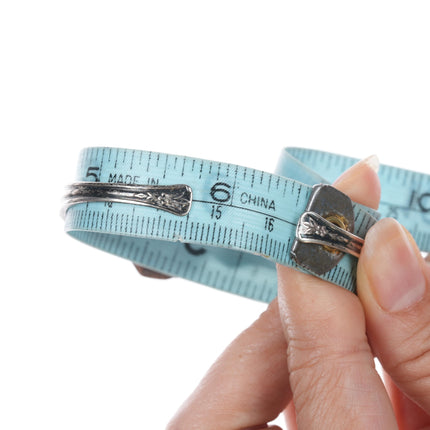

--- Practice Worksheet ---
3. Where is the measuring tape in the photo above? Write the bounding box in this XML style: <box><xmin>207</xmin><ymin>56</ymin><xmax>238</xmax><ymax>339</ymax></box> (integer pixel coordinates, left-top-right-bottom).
<box><xmin>63</xmin><ymin>147</ymin><xmax>430</xmax><ymax>303</ymax></box>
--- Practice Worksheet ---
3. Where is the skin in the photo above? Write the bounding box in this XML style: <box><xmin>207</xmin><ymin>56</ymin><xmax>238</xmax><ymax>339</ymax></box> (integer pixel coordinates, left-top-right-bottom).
<box><xmin>137</xmin><ymin>159</ymin><xmax>430</xmax><ymax>429</ymax></box>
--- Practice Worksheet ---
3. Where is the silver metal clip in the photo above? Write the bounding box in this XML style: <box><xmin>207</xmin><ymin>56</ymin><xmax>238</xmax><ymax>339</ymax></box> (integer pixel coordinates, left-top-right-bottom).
<box><xmin>63</xmin><ymin>182</ymin><xmax>193</xmax><ymax>217</ymax></box>
<box><xmin>291</xmin><ymin>184</ymin><xmax>364</xmax><ymax>275</ymax></box>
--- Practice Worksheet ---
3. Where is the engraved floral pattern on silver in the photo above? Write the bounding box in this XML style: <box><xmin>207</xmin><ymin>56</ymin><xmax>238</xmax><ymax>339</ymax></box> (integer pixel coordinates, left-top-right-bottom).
<box><xmin>63</xmin><ymin>183</ymin><xmax>192</xmax><ymax>216</ymax></box>
<box><xmin>132</xmin><ymin>189</ymin><xmax>192</xmax><ymax>214</ymax></box>
<box><xmin>296</xmin><ymin>211</ymin><xmax>364</xmax><ymax>257</ymax></box>
<box><xmin>299</xmin><ymin>214</ymin><xmax>349</xmax><ymax>244</ymax></box>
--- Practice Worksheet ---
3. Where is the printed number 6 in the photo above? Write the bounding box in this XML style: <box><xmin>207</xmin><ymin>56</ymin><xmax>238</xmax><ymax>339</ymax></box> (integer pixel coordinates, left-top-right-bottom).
<box><xmin>210</xmin><ymin>182</ymin><xmax>231</xmax><ymax>203</ymax></box>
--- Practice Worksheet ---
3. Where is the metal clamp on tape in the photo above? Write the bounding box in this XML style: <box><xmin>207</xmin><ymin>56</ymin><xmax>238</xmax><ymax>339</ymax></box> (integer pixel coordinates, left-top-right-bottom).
<box><xmin>291</xmin><ymin>184</ymin><xmax>365</xmax><ymax>276</ymax></box>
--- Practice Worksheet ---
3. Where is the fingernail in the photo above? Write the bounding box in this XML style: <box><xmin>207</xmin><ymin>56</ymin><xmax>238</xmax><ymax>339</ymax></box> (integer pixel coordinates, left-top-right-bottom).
<box><xmin>333</xmin><ymin>154</ymin><xmax>379</xmax><ymax>186</ymax></box>
<box><xmin>363</xmin><ymin>218</ymin><xmax>426</xmax><ymax>312</ymax></box>
<box><xmin>362</xmin><ymin>154</ymin><xmax>379</xmax><ymax>173</ymax></box>
<box><xmin>134</xmin><ymin>264</ymin><xmax>172</xmax><ymax>279</ymax></box>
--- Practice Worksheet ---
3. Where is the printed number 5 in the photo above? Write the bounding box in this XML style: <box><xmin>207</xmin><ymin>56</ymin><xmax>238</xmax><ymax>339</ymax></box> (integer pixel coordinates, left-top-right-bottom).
<box><xmin>86</xmin><ymin>166</ymin><xmax>100</xmax><ymax>182</ymax></box>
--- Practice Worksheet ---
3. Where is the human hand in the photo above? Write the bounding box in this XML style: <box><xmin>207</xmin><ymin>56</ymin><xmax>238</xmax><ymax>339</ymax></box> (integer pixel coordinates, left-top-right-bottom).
<box><xmin>146</xmin><ymin>157</ymin><xmax>430</xmax><ymax>429</ymax></box>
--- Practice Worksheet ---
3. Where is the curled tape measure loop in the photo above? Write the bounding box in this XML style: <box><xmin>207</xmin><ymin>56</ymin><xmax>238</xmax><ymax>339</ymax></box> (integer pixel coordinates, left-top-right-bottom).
<box><xmin>63</xmin><ymin>147</ymin><xmax>430</xmax><ymax>303</ymax></box>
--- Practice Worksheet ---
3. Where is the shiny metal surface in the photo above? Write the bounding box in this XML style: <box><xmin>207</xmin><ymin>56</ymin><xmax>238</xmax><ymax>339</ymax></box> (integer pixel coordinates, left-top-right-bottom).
<box><xmin>63</xmin><ymin>182</ymin><xmax>192</xmax><ymax>216</ymax></box>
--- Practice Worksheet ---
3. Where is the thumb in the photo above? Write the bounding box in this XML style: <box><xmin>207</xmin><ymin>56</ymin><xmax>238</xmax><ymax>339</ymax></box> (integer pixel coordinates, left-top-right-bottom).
<box><xmin>277</xmin><ymin>156</ymin><xmax>398</xmax><ymax>429</ymax></box>
<box><xmin>357</xmin><ymin>217</ymin><xmax>430</xmax><ymax>415</ymax></box>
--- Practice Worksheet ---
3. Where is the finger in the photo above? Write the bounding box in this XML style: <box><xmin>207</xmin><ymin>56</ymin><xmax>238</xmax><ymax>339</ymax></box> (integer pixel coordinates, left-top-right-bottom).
<box><xmin>134</xmin><ymin>264</ymin><xmax>172</xmax><ymax>279</ymax></box>
<box><xmin>357</xmin><ymin>216</ymin><xmax>430</xmax><ymax>415</ymax></box>
<box><xmin>283</xmin><ymin>400</ymin><xmax>298</xmax><ymax>430</ymax></box>
<box><xmin>167</xmin><ymin>299</ymin><xmax>292</xmax><ymax>430</ymax></box>
<box><xmin>382</xmin><ymin>370</ymin><xmax>430</xmax><ymax>429</ymax></box>
<box><xmin>277</xmin><ymin>156</ymin><xmax>398</xmax><ymax>429</ymax></box>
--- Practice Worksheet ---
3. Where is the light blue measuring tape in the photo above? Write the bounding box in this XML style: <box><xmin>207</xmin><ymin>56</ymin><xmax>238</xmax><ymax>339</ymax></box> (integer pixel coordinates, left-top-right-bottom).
<box><xmin>63</xmin><ymin>147</ymin><xmax>430</xmax><ymax>303</ymax></box>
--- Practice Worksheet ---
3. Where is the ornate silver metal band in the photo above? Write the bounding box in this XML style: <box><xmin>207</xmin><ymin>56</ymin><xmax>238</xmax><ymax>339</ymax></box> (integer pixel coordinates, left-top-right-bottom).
<box><xmin>63</xmin><ymin>182</ymin><xmax>193</xmax><ymax>217</ymax></box>
<box><xmin>296</xmin><ymin>211</ymin><xmax>364</xmax><ymax>258</ymax></box>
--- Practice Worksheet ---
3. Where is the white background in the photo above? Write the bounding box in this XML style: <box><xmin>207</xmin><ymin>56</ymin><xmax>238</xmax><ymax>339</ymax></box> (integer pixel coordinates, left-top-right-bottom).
<box><xmin>1</xmin><ymin>1</ymin><xmax>429</xmax><ymax>429</ymax></box>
